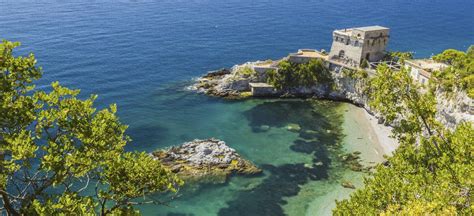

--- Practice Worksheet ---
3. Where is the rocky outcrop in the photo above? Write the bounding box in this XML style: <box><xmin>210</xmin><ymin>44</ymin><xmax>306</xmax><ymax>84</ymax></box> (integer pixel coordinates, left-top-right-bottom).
<box><xmin>436</xmin><ymin>90</ymin><xmax>474</xmax><ymax>129</ymax></box>
<box><xmin>193</xmin><ymin>61</ymin><xmax>276</xmax><ymax>99</ymax></box>
<box><xmin>192</xmin><ymin>60</ymin><xmax>472</xmax><ymax>129</ymax></box>
<box><xmin>152</xmin><ymin>138</ymin><xmax>262</xmax><ymax>184</ymax></box>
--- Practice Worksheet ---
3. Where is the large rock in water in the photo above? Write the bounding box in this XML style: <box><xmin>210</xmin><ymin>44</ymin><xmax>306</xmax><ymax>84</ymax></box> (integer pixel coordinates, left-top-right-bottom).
<box><xmin>151</xmin><ymin>138</ymin><xmax>262</xmax><ymax>184</ymax></box>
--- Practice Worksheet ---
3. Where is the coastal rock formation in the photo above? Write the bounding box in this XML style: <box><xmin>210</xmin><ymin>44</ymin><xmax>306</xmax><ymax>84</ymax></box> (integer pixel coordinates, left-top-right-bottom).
<box><xmin>341</xmin><ymin>181</ymin><xmax>356</xmax><ymax>189</ymax></box>
<box><xmin>193</xmin><ymin>61</ymin><xmax>271</xmax><ymax>99</ymax></box>
<box><xmin>152</xmin><ymin>138</ymin><xmax>262</xmax><ymax>183</ymax></box>
<box><xmin>192</xmin><ymin>60</ymin><xmax>472</xmax><ymax>130</ymax></box>
<box><xmin>436</xmin><ymin>90</ymin><xmax>474</xmax><ymax>129</ymax></box>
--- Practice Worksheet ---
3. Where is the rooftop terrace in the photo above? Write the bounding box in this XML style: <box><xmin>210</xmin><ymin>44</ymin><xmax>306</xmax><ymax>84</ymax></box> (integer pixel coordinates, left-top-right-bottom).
<box><xmin>289</xmin><ymin>49</ymin><xmax>328</xmax><ymax>60</ymax></box>
<box><xmin>405</xmin><ymin>59</ymin><xmax>448</xmax><ymax>72</ymax></box>
<box><xmin>334</xmin><ymin>25</ymin><xmax>389</xmax><ymax>38</ymax></box>
<box><xmin>354</xmin><ymin>25</ymin><xmax>389</xmax><ymax>32</ymax></box>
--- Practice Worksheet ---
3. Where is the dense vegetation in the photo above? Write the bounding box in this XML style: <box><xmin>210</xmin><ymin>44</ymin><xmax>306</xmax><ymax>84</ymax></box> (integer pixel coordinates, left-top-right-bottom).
<box><xmin>267</xmin><ymin>59</ymin><xmax>332</xmax><ymax>90</ymax></box>
<box><xmin>0</xmin><ymin>41</ymin><xmax>182</xmax><ymax>215</ymax></box>
<box><xmin>386</xmin><ymin>51</ymin><xmax>414</xmax><ymax>63</ymax></box>
<box><xmin>432</xmin><ymin>46</ymin><xmax>474</xmax><ymax>98</ymax></box>
<box><xmin>334</xmin><ymin>64</ymin><xmax>473</xmax><ymax>215</ymax></box>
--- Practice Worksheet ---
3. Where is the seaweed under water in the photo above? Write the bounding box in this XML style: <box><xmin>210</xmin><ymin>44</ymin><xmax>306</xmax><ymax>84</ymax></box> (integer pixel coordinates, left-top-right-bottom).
<box><xmin>216</xmin><ymin>100</ymin><xmax>345</xmax><ymax>216</ymax></box>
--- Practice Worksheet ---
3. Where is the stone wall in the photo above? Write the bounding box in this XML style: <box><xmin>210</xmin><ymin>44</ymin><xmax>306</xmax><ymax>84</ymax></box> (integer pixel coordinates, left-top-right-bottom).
<box><xmin>328</xmin><ymin>27</ymin><xmax>389</xmax><ymax>66</ymax></box>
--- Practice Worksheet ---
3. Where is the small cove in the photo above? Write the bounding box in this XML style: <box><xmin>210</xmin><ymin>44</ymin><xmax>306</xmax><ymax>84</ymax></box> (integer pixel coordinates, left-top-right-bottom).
<box><xmin>134</xmin><ymin>86</ymin><xmax>386</xmax><ymax>216</ymax></box>
<box><xmin>2</xmin><ymin>1</ymin><xmax>471</xmax><ymax>215</ymax></box>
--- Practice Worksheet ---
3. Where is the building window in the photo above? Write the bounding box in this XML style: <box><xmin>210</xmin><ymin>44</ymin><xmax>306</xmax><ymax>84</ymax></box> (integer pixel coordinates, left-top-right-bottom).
<box><xmin>346</xmin><ymin>39</ymin><xmax>350</xmax><ymax>45</ymax></box>
<box><xmin>354</xmin><ymin>41</ymin><xmax>359</xmax><ymax>46</ymax></box>
<box><xmin>338</xmin><ymin>50</ymin><xmax>345</xmax><ymax>58</ymax></box>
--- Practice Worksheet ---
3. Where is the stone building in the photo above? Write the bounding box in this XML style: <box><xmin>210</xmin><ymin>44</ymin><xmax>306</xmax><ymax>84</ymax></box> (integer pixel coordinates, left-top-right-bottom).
<box><xmin>328</xmin><ymin>26</ymin><xmax>390</xmax><ymax>67</ymax></box>
<box><xmin>405</xmin><ymin>59</ymin><xmax>448</xmax><ymax>85</ymax></box>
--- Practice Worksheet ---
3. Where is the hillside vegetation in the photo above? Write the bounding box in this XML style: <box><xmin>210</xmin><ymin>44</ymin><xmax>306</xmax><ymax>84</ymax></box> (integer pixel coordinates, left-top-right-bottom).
<box><xmin>334</xmin><ymin>61</ymin><xmax>473</xmax><ymax>215</ymax></box>
<box><xmin>266</xmin><ymin>59</ymin><xmax>332</xmax><ymax>90</ymax></box>
<box><xmin>432</xmin><ymin>46</ymin><xmax>474</xmax><ymax>98</ymax></box>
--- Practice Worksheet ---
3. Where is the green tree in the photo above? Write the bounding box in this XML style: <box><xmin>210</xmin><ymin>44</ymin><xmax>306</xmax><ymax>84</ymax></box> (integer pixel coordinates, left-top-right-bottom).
<box><xmin>266</xmin><ymin>59</ymin><xmax>332</xmax><ymax>90</ymax></box>
<box><xmin>333</xmin><ymin>64</ymin><xmax>473</xmax><ymax>215</ymax></box>
<box><xmin>387</xmin><ymin>51</ymin><xmax>414</xmax><ymax>63</ymax></box>
<box><xmin>0</xmin><ymin>40</ymin><xmax>182</xmax><ymax>215</ymax></box>
<box><xmin>432</xmin><ymin>47</ymin><xmax>474</xmax><ymax>98</ymax></box>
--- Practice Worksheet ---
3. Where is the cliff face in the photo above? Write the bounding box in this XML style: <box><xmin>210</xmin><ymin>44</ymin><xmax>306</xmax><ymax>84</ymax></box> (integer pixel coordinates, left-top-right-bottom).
<box><xmin>194</xmin><ymin>61</ymin><xmax>472</xmax><ymax>129</ymax></box>
<box><xmin>436</xmin><ymin>90</ymin><xmax>474</xmax><ymax>129</ymax></box>
<box><xmin>332</xmin><ymin>72</ymin><xmax>474</xmax><ymax>129</ymax></box>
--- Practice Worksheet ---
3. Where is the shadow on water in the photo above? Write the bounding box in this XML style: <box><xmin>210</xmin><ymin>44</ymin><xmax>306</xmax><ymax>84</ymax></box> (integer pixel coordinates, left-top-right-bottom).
<box><xmin>217</xmin><ymin>100</ymin><xmax>344</xmax><ymax>216</ymax></box>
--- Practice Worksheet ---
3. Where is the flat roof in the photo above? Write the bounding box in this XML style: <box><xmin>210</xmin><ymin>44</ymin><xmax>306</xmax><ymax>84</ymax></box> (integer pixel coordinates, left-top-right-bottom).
<box><xmin>353</xmin><ymin>25</ymin><xmax>389</xmax><ymax>31</ymax></box>
<box><xmin>405</xmin><ymin>59</ymin><xmax>448</xmax><ymax>72</ymax></box>
<box><xmin>334</xmin><ymin>26</ymin><xmax>389</xmax><ymax>36</ymax></box>
<box><xmin>249</xmin><ymin>83</ymin><xmax>274</xmax><ymax>88</ymax></box>
<box><xmin>290</xmin><ymin>49</ymin><xmax>328</xmax><ymax>60</ymax></box>
<box><xmin>254</xmin><ymin>61</ymin><xmax>274</xmax><ymax>68</ymax></box>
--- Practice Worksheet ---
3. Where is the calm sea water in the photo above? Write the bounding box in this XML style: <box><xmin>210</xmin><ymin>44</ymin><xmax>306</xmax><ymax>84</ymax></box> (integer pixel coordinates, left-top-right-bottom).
<box><xmin>1</xmin><ymin>0</ymin><xmax>473</xmax><ymax>215</ymax></box>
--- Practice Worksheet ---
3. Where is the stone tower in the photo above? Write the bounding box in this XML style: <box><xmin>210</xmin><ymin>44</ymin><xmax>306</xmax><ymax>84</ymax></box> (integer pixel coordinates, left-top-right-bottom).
<box><xmin>328</xmin><ymin>26</ymin><xmax>390</xmax><ymax>67</ymax></box>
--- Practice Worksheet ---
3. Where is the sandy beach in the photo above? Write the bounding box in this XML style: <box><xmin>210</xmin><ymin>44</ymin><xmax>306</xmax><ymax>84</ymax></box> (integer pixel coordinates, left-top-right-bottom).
<box><xmin>343</xmin><ymin>104</ymin><xmax>399</xmax><ymax>162</ymax></box>
<box><xmin>359</xmin><ymin>107</ymin><xmax>399</xmax><ymax>156</ymax></box>
<box><xmin>306</xmin><ymin>103</ymin><xmax>400</xmax><ymax>216</ymax></box>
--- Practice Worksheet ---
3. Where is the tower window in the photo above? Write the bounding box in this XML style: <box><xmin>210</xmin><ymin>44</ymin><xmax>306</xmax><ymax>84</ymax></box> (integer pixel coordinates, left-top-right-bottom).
<box><xmin>339</xmin><ymin>50</ymin><xmax>345</xmax><ymax>58</ymax></box>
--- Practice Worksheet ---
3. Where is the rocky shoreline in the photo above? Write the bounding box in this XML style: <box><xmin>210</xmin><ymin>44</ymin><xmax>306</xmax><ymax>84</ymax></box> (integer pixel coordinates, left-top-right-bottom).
<box><xmin>152</xmin><ymin>138</ymin><xmax>262</xmax><ymax>184</ymax></box>
<box><xmin>192</xmin><ymin>59</ymin><xmax>472</xmax><ymax>130</ymax></box>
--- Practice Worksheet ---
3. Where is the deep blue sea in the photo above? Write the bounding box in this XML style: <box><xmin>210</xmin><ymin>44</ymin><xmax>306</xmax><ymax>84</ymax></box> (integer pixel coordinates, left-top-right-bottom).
<box><xmin>1</xmin><ymin>0</ymin><xmax>473</xmax><ymax>215</ymax></box>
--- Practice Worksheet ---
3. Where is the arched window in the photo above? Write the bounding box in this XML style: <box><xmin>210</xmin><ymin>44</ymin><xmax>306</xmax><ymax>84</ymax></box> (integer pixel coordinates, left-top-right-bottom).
<box><xmin>339</xmin><ymin>50</ymin><xmax>345</xmax><ymax>58</ymax></box>
<box><xmin>354</xmin><ymin>41</ymin><xmax>359</xmax><ymax>47</ymax></box>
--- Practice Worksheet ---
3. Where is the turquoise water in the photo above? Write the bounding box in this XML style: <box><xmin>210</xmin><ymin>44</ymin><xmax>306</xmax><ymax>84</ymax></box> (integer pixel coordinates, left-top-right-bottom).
<box><xmin>1</xmin><ymin>0</ymin><xmax>473</xmax><ymax>215</ymax></box>
<box><xmin>140</xmin><ymin>96</ymin><xmax>351</xmax><ymax>216</ymax></box>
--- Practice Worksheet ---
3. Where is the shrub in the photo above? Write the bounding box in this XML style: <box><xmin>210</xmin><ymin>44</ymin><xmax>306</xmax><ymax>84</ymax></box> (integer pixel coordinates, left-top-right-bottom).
<box><xmin>266</xmin><ymin>59</ymin><xmax>332</xmax><ymax>90</ymax></box>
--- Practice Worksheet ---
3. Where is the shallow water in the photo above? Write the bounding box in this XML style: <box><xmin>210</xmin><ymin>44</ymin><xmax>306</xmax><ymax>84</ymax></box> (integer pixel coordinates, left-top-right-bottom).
<box><xmin>139</xmin><ymin>97</ymin><xmax>359</xmax><ymax>216</ymax></box>
<box><xmin>1</xmin><ymin>0</ymin><xmax>472</xmax><ymax>215</ymax></box>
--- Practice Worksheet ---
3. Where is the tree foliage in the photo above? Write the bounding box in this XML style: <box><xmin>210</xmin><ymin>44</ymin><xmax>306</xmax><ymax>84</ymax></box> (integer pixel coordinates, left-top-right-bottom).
<box><xmin>0</xmin><ymin>40</ymin><xmax>182</xmax><ymax>215</ymax></box>
<box><xmin>266</xmin><ymin>59</ymin><xmax>332</xmax><ymax>90</ymax></box>
<box><xmin>334</xmin><ymin>63</ymin><xmax>473</xmax><ymax>215</ymax></box>
<box><xmin>386</xmin><ymin>51</ymin><xmax>414</xmax><ymax>63</ymax></box>
<box><xmin>432</xmin><ymin>46</ymin><xmax>474</xmax><ymax>98</ymax></box>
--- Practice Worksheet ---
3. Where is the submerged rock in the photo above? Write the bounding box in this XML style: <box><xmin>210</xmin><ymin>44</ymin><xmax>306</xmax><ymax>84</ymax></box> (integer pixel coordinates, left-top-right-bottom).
<box><xmin>151</xmin><ymin>138</ymin><xmax>262</xmax><ymax>184</ymax></box>
<box><xmin>341</xmin><ymin>181</ymin><xmax>356</xmax><ymax>189</ymax></box>
<box><xmin>339</xmin><ymin>152</ymin><xmax>364</xmax><ymax>172</ymax></box>
<box><xmin>286</xmin><ymin>123</ymin><xmax>301</xmax><ymax>132</ymax></box>
<box><xmin>260</xmin><ymin>125</ymin><xmax>271</xmax><ymax>131</ymax></box>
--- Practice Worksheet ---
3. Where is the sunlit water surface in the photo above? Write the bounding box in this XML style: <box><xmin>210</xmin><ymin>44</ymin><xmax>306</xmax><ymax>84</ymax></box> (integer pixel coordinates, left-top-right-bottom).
<box><xmin>1</xmin><ymin>0</ymin><xmax>473</xmax><ymax>215</ymax></box>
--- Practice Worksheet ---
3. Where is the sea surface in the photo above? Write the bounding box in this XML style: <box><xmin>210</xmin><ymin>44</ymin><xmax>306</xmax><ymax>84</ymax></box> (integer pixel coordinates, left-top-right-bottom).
<box><xmin>1</xmin><ymin>0</ymin><xmax>473</xmax><ymax>215</ymax></box>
